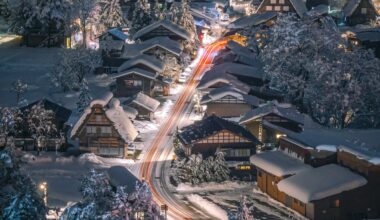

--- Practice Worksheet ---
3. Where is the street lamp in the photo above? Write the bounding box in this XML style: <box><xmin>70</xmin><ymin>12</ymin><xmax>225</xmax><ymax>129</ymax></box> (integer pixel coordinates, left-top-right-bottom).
<box><xmin>39</xmin><ymin>182</ymin><xmax>48</xmax><ymax>206</ymax></box>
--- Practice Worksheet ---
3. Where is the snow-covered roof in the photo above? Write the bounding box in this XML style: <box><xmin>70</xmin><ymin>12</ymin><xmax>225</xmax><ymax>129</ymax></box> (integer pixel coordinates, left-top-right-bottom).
<box><xmin>305</xmin><ymin>4</ymin><xmax>329</xmax><ymax>18</ymax></box>
<box><xmin>113</xmin><ymin>67</ymin><xmax>158</xmax><ymax>80</ymax></box>
<box><xmin>100</xmin><ymin>40</ymin><xmax>125</xmax><ymax>51</ymax></box>
<box><xmin>133</xmin><ymin>20</ymin><xmax>192</xmax><ymax>41</ymax></box>
<box><xmin>105</xmin><ymin>99</ymin><xmax>138</xmax><ymax>142</ymax></box>
<box><xmin>227</xmin><ymin>12</ymin><xmax>278</xmax><ymax>29</ymax></box>
<box><xmin>197</xmin><ymin>73</ymin><xmax>251</xmax><ymax>94</ymax></box>
<box><xmin>204</xmin><ymin>62</ymin><xmax>264</xmax><ymax>80</ymax></box>
<box><xmin>129</xmin><ymin>92</ymin><xmax>160</xmax><ymax>113</ymax></box>
<box><xmin>201</xmin><ymin>85</ymin><xmax>263</xmax><ymax>106</ymax></box>
<box><xmin>178</xmin><ymin>115</ymin><xmax>261</xmax><ymax>145</ymax></box>
<box><xmin>107</xmin><ymin>166</ymin><xmax>140</xmax><ymax>193</ymax></box>
<box><xmin>21</xmin><ymin>98</ymin><xmax>72</xmax><ymax>124</ymax></box>
<box><xmin>289</xmin><ymin>0</ymin><xmax>308</xmax><ymax>18</ymax></box>
<box><xmin>240</xmin><ymin>101</ymin><xmax>304</xmax><ymax>125</ymax></box>
<box><xmin>343</xmin><ymin>0</ymin><xmax>378</xmax><ymax>16</ymax></box>
<box><xmin>118</xmin><ymin>54</ymin><xmax>164</xmax><ymax>74</ymax></box>
<box><xmin>123</xmin><ymin>105</ymin><xmax>138</xmax><ymax>120</ymax></box>
<box><xmin>106</xmin><ymin>28</ymin><xmax>128</xmax><ymax>41</ymax></box>
<box><xmin>70</xmin><ymin>92</ymin><xmax>114</xmax><ymax>138</ymax></box>
<box><xmin>123</xmin><ymin>36</ymin><xmax>183</xmax><ymax>58</ymax></box>
<box><xmin>277</xmin><ymin>164</ymin><xmax>368</xmax><ymax>203</ymax></box>
<box><xmin>354</xmin><ymin>28</ymin><xmax>380</xmax><ymax>42</ymax></box>
<box><xmin>250</xmin><ymin>150</ymin><xmax>312</xmax><ymax>177</ymax></box>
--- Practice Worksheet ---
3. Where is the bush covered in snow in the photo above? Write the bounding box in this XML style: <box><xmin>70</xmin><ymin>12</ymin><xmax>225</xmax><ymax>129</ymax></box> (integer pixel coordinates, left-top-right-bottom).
<box><xmin>59</xmin><ymin>169</ymin><xmax>161</xmax><ymax>220</ymax></box>
<box><xmin>171</xmin><ymin>151</ymin><xmax>230</xmax><ymax>185</ymax></box>
<box><xmin>0</xmin><ymin>139</ymin><xmax>46</xmax><ymax>219</ymax></box>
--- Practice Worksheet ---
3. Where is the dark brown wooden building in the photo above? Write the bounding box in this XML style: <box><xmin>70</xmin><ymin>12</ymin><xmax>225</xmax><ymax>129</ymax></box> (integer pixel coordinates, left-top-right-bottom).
<box><xmin>70</xmin><ymin>93</ymin><xmax>138</xmax><ymax>158</ymax></box>
<box><xmin>239</xmin><ymin>101</ymin><xmax>304</xmax><ymax>144</ymax></box>
<box><xmin>125</xmin><ymin>92</ymin><xmax>160</xmax><ymax>120</ymax></box>
<box><xmin>343</xmin><ymin>0</ymin><xmax>379</xmax><ymax>26</ymax></box>
<box><xmin>177</xmin><ymin>115</ymin><xmax>261</xmax><ymax>177</ymax></box>
<box><xmin>256</xmin><ymin>0</ymin><xmax>308</xmax><ymax>18</ymax></box>
<box><xmin>201</xmin><ymin>86</ymin><xmax>263</xmax><ymax>118</ymax></box>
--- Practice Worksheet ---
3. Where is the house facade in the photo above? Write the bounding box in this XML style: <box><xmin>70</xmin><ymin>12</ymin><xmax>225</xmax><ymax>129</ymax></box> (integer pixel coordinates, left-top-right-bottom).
<box><xmin>343</xmin><ymin>0</ymin><xmax>378</xmax><ymax>26</ymax></box>
<box><xmin>70</xmin><ymin>93</ymin><xmax>138</xmax><ymax>158</ymax></box>
<box><xmin>133</xmin><ymin>20</ymin><xmax>192</xmax><ymax>42</ymax></box>
<box><xmin>114</xmin><ymin>68</ymin><xmax>158</xmax><ymax>97</ymax></box>
<box><xmin>256</xmin><ymin>0</ymin><xmax>307</xmax><ymax>18</ymax></box>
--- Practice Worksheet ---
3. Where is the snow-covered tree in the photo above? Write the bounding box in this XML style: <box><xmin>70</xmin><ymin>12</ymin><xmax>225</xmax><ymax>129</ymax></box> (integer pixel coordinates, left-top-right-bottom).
<box><xmin>0</xmin><ymin>139</ymin><xmax>46</xmax><ymax>219</ymax></box>
<box><xmin>6</xmin><ymin>0</ymin><xmax>36</xmax><ymax>34</ymax></box>
<box><xmin>151</xmin><ymin>0</ymin><xmax>164</xmax><ymax>21</ymax></box>
<box><xmin>10</xmin><ymin>79</ymin><xmax>28</xmax><ymax>105</ymax></box>
<box><xmin>129</xmin><ymin>0</ymin><xmax>152</xmax><ymax>36</ymax></box>
<box><xmin>24</xmin><ymin>103</ymin><xmax>57</xmax><ymax>152</ymax></box>
<box><xmin>128</xmin><ymin>181</ymin><xmax>160</xmax><ymax>219</ymax></box>
<box><xmin>77</xmin><ymin>80</ymin><xmax>92</xmax><ymax>113</ymax></box>
<box><xmin>213</xmin><ymin>151</ymin><xmax>230</xmax><ymax>182</ymax></box>
<box><xmin>96</xmin><ymin>0</ymin><xmax>125</xmax><ymax>32</ymax></box>
<box><xmin>51</xmin><ymin>48</ymin><xmax>102</xmax><ymax>92</ymax></box>
<box><xmin>173</xmin><ymin>132</ymin><xmax>185</xmax><ymax>160</ymax></box>
<box><xmin>35</xmin><ymin>0</ymin><xmax>70</xmax><ymax>35</ymax></box>
<box><xmin>72</xmin><ymin>0</ymin><xmax>98</xmax><ymax>48</ymax></box>
<box><xmin>0</xmin><ymin>107</ymin><xmax>20</xmax><ymax>145</ymax></box>
<box><xmin>237</xmin><ymin>195</ymin><xmax>254</xmax><ymax>220</ymax></box>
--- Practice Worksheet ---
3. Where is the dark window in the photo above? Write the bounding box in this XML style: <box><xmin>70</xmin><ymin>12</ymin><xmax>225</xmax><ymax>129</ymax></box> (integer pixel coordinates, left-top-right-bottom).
<box><xmin>330</xmin><ymin>199</ymin><xmax>340</xmax><ymax>208</ymax></box>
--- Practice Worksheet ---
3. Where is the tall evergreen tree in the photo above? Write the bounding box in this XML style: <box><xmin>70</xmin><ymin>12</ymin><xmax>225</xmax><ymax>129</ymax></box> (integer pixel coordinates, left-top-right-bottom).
<box><xmin>129</xmin><ymin>0</ymin><xmax>152</xmax><ymax>36</ymax></box>
<box><xmin>97</xmin><ymin>0</ymin><xmax>125</xmax><ymax>30</ymax></box>
<box><xmin>76</xmin><ymin>80</ymin><xmax>92</xmax><ymax>113</ymax></box>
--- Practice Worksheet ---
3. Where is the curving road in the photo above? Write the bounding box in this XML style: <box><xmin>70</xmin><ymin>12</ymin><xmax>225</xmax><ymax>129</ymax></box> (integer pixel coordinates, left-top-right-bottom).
<box><xmin>139</xmin><ymin>40</ymin><xmax>227</xmax><ymax>219</ymax></box>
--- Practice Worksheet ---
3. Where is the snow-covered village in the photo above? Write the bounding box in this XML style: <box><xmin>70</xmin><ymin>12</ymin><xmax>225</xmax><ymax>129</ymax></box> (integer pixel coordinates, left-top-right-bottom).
<box><xmin>0</xmin><ymin>0</ymin><xmax>380</xmax><ymax>219</ymax></box>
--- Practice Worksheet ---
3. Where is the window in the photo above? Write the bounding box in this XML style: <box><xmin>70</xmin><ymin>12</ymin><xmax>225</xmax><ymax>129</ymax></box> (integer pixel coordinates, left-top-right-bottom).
<box><xmin>86</xmin><ymin>126</ymin><xmax>97</xmax><ymax>134</ymax></box>
<box><xmin>330</xmin><ymin>199</ymin><xmax>340</xmax><ymax>208</ymax></box>
<box><xmin>101</xmin><ymin>127</ymin><xmax>112</xmax><ymax>134</ymax></box>
<box><xmin>133</xmin><ymin>80</ymin><xmax>142</xmax><ymax>86</ymax></box>
<box><xmin>279</xmin><ymin>0</ymin><xmax>285</xmax><ymax>4</ymax></box>
<box><xmin>96</xmin><ymin>115</ymin><xmax>102</xmax><ymax>122</ymax></box>
<box><xmin>361</xmin><ymin>8</ymin><xmax>367</xmax><ymax>14</ymax></box>
<box><xmin>274</xmin><ymin>6</ymin><xmax>281</xmax><ymax>11</ymax></box>
<box><xmin>266</xmin><ymin>5</ymin><xmax>273</xmax><ymax>10</ymax></box>
<box><xmin>283</xmin><ymin>6</ymin><xmax>290</xmax><ymax>11</ymax></box>
<box><xmin>238</xmin><ymin>165</ymin><xmax>251</xmax><ymax>170</ymax></box>
<box><xmin>270</xmin><ymin>0</ymin><xmax>276</xmax><ymax>4</ymax></box>
<box><xmin>228</xmin><ymin>149</ymin><xmax>251</xmax><ymax>157</ymax></box>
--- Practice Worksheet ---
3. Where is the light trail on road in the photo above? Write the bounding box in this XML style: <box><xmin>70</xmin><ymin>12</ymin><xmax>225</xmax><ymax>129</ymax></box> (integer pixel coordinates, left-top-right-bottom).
<box><xmin>139</xmin><ymin>40</ymin><xmax>227</xmax><ymax>219</ymax></box>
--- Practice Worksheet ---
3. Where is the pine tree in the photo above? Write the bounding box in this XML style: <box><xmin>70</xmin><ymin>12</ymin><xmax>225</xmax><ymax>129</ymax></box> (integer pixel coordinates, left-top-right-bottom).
<box><xmin>213</xmin><ymin>151</ymin><xmax>230</xmax><ymax>182</ymax></box>
<box><xmin>7</xmin><ymin>0</ymin><xmax>37</xmax><ymax>34</ymax></box>
<box><xmin>97</xmin><ymin>0</ymin><xmax>125</xmax><ymax>31</ymax></box>
<box><xmin>35</xmin><ymin>0</ymin><xmax>70</xmax><ymax>36</ymax></box>
<box><xmin>129</xmin><ymin>0</ymin><xmax>152</xmax><ymax>36</ymax></box>
<box><xmin>10</xmin><ymin>79</ymin><xmax>28</xmax><ymax>105</ymax></box>
<box><xmin>76</xmin><ymin>80</ymin><xmax>92</xmax><ymax>113</ymax></box>
<box><xmin>237</xmin><ymin>195</ymin><xmax>254</xmax><ymax>220</ymax></box>
<box><xmin>152</xmin><ymin>0</ymin><xmax>164</xmax><ymax>21</ymax></box>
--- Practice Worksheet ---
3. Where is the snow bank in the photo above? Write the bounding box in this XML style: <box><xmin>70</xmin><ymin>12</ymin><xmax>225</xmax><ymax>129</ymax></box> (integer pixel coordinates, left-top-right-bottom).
<box><xmin>176</xmin><ymin>181</ymin><xmax>249</xmax><ymax>193</ymax></box>
<box><xmin>316</xmin><ymin>145</ymin><xmax>337</xmax><ymax>152</ymax></box>
<box><xmin>186</xmin><ymin>194</ymin><xmax>228</xmax><ymax>220</ymax></box>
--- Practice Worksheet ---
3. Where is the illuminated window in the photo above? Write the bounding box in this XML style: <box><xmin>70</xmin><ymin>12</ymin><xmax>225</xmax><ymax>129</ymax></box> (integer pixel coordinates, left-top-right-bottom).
<box><xmin>330</xmin><ymin>199</ymin><xmax>340</xmax><ymax>208</ymax></box>
<box><xmin>133</xmin><ymin>80</ymin><xmax>142</xmax><ymax>86</ymax></box>
<box><xmin>266</xmin><ymin>6</ymin><xmax>273</xmax><ymax>10</ymax></box>
<box><xmin>270</xmin><ymin>0</ymin><xmax>276</xmax><ymax>4</ymax></box>
<box><xmin>238</xmin><ymin>165</ymin><xmax>251</xmax><ymax>170</ymax></box>
<box><xmin>86</xmin><ymin>126</ymin><xmax>97</xmax><ymax>134</ymax></box>
<box><xmin>101</xmin><ymin>127</ymin><xmax>112</xmax><ymax>134</ymax></box>
<box><xmin>279</xmin><ymin>0</ymin><xmax>285</xmax><ymax>4</ymax></box>
<box><xmin>361</xmin><ymin>8</ymin><xmax>367</xmax><ymax>14</ymax></box>
<box><xmin>283</xmin><ymin>6</ymin><xmax>290</xmax><ymax>11</ymax></box>
<box><xmin>275</xmin><ymin>6</ymin><xmax>281</xmax><ymax>11</ymax></box>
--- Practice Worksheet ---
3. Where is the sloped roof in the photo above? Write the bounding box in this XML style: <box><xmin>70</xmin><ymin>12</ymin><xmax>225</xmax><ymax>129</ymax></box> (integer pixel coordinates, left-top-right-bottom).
<box><xmin>289</xmin><ymin>0</ymin><xmax>308</xmax><ymax>18</ymax></box>
<box><xmin>204</xmin><ymin>62</ymin><xmax>264</xmax><ymax>80</ymax></box>
<box><xmin>277</xmin><ymin>164</ymin><xmax>368</xmax><ymax>203</ymax></box>
<box><xmin>240</xmin><ymin>101</ymin><xmax>304</xmax><ymax>125</ymax></box>
<box><xmin>107</xmin><ymin>28</ymin><xmax>128</xmax><ymax>41</ymax></box>
<box><xmin>118</xmin><ymin>54</ymin><xmax>164</xmax><ymax>73</ymax></box>
<box><xmin>122</xmin><ymin>36</ymin><xmax>183</xmax><ymax>58</ymax></box>
<box><xmin>227</xmin><ymin>11</ymin><xmax>278</xmax><ymax>29</ymax></box>
<box><xmin>21</xmin><ymin>98</ymin><xmax>72</xmax><ymax>124</ymax></box>
<box><xmin>355</xmin><ymin>28</ymin><xmax>380</xmax><ymax>42</ymax></box>
<box><xmin>113</xmin><ymin>67</ymin><xmax>158</xmax><ymax>80</ymax></box>
<box><xmin>107</xmin><ymin>166</ymin><xmax>140</xmax><ymax>193</ymax></box>
<box><xmin>197</xmin><ymin>73</ymin><xmax>251</xmax><ymax>94</ymax></box>
<box><xmin>129</xmin><ymin>92</ymin><xmax>160</xmax><ymax>113</ymax></box>
<box><xmin>250</xmin><ymin>150</ymin><xmax>312</xmax><ymax>177</ymax></box>
<box><xmin>201</xmin><ymin>86</ymin><xmax>262</xmax><ymax>106</ymax></box>
<box><xmin>133</xmin><ymin>20</ymin><xmax>192</xmax><ymax>41</ymax></box>
<box><xmin>178</xmin><ymin>115</ymin><xmax>261</xmax><ymax>145</ymax></box>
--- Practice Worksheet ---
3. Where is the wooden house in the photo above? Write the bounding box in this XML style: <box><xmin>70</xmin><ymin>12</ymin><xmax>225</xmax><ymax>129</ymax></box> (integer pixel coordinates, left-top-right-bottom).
<box><xmin>343</xmin><ymin>0</ymin><xmax>379</xmax><ymax>26</ymax></box>
<box><xmin>177</xmin><ymin>115</ymin><xmax>261</xmax><ymax>178</ymax></box>
<box><xmin>226</xmin><ymin>11</ymin><xmax>278</xmax><ymax>30</ymax></box>
<box><xmin>16</xmin><ymin>99</ymin><xmax>72</xmax><ymax>151</ymax></box>
<box><xmin>70</xmin><ymin>93</ymin><xmax>138</xmax><ymax>158</ymax></box>
<box><xmin>250</xmin><ymin>150</ymin><xmax>312</xmax><ymax>200</ymax></box>
<box><xmin>99</xmin><ymin>28</ymin><xmax>128</xmax><ymax>57</ymax></box>
<box><xmin>201</xmin><ymin>86</ymin><xmax>263</xmax><ymax>118</ymax></box>
<box><xmin>197</xmin><ymin>73</ymin><xmax>252</xmax><ymax>94</ymax></box>
<box><xmin>276</xmin><ymin>164</ymin><xmax>371</xmax><ymax>220</ymax></box>
<box><xmin>239</xmin><ymin>101</ymin><xmax>304</xmax><ymax>144</ymax></box>
<box><xmin>213</xmin><ymin>41</ymin><xmax>261</xmax><ymax>66</ymax></box>
<box><xmin>256</xmin><ymin>0</ymin><xmax>308</xmax><ymax>18</ymax></box>
<box><xmin>125</xmin><ymin>92</ymin><xmax>160</xmax><ymax>120</ymax></box>
<box><xmin>347</xmin><ymin>28</ymin><xmax>380</xmax><ymax>58</ymax></box>
<box><xmin>133</xmin><ymin>20</ymin><xmax>192</xmax><ymax>42</ymax></box>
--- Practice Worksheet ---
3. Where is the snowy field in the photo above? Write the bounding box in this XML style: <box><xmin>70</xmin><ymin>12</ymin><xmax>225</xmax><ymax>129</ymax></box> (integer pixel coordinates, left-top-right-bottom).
<box><xmin>22</xmin><ymin>152</ymin><xmax>136</xmax><ymax>208</ymax></box>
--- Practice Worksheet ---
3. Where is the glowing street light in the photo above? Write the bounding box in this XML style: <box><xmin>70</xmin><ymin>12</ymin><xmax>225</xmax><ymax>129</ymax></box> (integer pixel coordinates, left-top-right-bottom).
<box><xmin>40</xmin><ymin>182</ymin><xmax>48</xmax><ymax>206</ymax></box>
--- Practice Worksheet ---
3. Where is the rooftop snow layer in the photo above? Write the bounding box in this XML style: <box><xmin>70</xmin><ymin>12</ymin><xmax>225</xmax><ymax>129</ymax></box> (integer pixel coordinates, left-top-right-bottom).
<box><xmin>197</xmin><ymin>73</ymin><xmax>251</xmax><ymax>94</ymax></box>
<box><xmin>122</xmin><ymin>36</ymin><xmax>183</xmax><ymax>58</ymax></box>
<box><xmin>130</xmin><ymin>92</ymin><xmax>160</xmax><ymax>113</ymax></box>
<box><xmin>204</xmin><ymin>62</ymin><xmax>264</xmax><ymax>80</ymax></box>
<box><xmin>118</xmin><ymin>54</ymin><xmax>164</xmax><ymax>74</ymax></box>
<box><xmin>133</xmin><ymin>20</ymin><xmax>191</xmax><ymax>41</ymax></box>
<box><xmin>178</xmin><ymin>115</ymin><xmax>261</xmax><ymax>145</ymax></box>
<box><xmin>201</xmin><ymin>85</ymin><xmax>262</xmax><ymax>106</ymax></box>
<box><xmin>227</xmin><ymin>12</ymin><xmax>278</xmax><ymax>29</ymax></box>
<box><xmin>277</xmin><ymin>164</ymin><xmax>367</xmax><ymax>203</ymax></box>
<box><xmin>250</xmin><ymin>150</ymin><xmax>312</xmax><ymax>177</ymax></box>
<box><xmin>240</xmin><ymin>101</ymin><xmax>304</xmax><ymax>125</ymax></box>
<box><xmin>113</xmin><ymin>67</ymin><xmax>158</xmax><ymax>80</ymax></box>
<box><xmin>106</xmin><ymin>28</ymin><xmax>128</xmax><ymax>41</ymax></box>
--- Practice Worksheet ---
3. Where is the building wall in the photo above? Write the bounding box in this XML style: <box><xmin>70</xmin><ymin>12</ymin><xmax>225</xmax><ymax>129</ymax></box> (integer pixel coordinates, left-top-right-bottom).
<box><xmin>346</xmin><ymin>0</ymin><xmax>378</xmax><ymax>25</ymax></box>
<box><xmin>115</xmin><ymin>74</ymin><xmax>154</xmax><ymax>97</ymax></box>
<box><xmin>257</xmin><ymin>0</ymin><xmax>297</xmax><ymax>15</ymax></box>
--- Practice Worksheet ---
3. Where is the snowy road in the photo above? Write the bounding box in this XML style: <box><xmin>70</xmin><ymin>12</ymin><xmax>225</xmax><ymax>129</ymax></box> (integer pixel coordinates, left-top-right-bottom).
<box><xmin>139</xmin><ymin>40</ymin><xmax>227</xmax><ymax>219</ymax></box>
